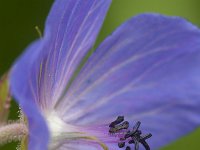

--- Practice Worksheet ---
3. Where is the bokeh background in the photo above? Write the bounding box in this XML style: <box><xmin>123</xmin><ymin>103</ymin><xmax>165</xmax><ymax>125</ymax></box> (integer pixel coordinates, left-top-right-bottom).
<box><xmin>0</xmin><ymin>0</ymin><xmax>200</xmax><ymax>149</ymax></box>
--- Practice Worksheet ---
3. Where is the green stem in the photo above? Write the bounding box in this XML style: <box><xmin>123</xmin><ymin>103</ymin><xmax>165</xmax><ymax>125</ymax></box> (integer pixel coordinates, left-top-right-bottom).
<box><xmin>0</xmin><ymin>122</ymin><xmax>28</xmax><ymax>145</ymax></box>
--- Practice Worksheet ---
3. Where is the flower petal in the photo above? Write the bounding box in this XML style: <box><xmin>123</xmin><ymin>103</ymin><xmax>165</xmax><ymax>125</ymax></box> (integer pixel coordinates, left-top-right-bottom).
<box><xmin>10</xmin><ymin>0</ymin><xmax>111</xmax><ymax>149</ymax></box>
<box><xmin>11</xmin><ymin>0</ymin><xmax>112</xmax><ymax>109</ymax></box>
<box><xmin>43</xmin><ymin>0</ymin><xmax>112</xmax><ymax>105</ymax></box>
<box><xmin>51</xmin><ymin>125</ymin><xmax>119</xmax><ymax>150</ymax></box>
<box><xmin>57</xmin><ymin>14</ymin><xmax>200</xmax><ymax>149</ymax></box>
<box><xmin>10</xmin><ymin>40</ymin><xmax>49</xmax><ymax>150</ymax></box>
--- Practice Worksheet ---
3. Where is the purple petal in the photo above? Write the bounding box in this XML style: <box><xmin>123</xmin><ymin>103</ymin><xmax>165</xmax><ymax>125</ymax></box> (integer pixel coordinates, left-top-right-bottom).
<box><xmin>10</xmin><ymin>0</ymin><xmax>111</xmax><ymax>149</ymax></box>
<box><xmin>10</xmin><ymin>40</ymin><xmax>49</xmax><ymax>150</ymax></box>
<box><xmin>43</xmin><ymin>0</ymin><xmax>112</xmax><ymax>104</ymax></box>
<box><xmin>56</xmin><ymin>14</ymin><xmax>200</xmax><ymax>149</ymax></box>
<box><xmin>54</xmin><ymin>124</ymin><xmax>120</xmax><ymax>150</ymax></box>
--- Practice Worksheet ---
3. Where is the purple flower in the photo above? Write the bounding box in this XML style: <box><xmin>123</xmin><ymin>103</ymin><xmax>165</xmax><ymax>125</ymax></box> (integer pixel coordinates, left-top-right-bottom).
<box><xmin>9</xmin><ymin>0</ymin><xmax>200</xmax><ymax>150</ymax></box>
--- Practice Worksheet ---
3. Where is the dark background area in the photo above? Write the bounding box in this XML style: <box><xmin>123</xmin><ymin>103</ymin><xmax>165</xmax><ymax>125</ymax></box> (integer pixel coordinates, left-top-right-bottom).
<box><xmin>0</xmin><ymin>0</ymin><xmax>200</xmax><ymax>149</ymax></box>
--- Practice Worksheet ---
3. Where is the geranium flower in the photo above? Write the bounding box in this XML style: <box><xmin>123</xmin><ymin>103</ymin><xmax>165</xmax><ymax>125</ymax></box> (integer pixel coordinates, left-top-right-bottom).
<box><xmin>9</xmin><ymin>0</ymin><xmax>200</xmax><ymax>150</ymax></box>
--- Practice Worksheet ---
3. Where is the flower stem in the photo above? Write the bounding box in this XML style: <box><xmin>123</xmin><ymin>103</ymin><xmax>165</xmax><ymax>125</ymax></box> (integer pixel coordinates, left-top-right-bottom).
<box><xmin>0</xmin><ymin>122</ymin><xmax>28</xmax><ymax>145</ymax></box>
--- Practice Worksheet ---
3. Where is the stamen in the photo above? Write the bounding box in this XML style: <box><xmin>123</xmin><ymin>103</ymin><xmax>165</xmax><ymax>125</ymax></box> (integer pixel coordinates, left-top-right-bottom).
<box><xmin>108</xmin><ymin>116</ymin><xmax>152</xmax><ymax>150</ymax></box>
<box><xmin>133</xmin><ymin>121</ymin><xmax>141</xmax><ymax>132</ymax></box>
<box><xmin>51</xmin><ymin>131</ymin><xmax>109</xmax><ymax>150</ymax></box>
<box><xmin>77</xmin><ymin>135</ymin><xmax>109</xmax><ymax>150</ymax></box>
<box><xmin>118</xmin><ymin>142</ymin><xmax>125</xmax><ymax>148</ymax></box>
<box><xmin>109</xmin><ymin>116</ymin><xmax>124</xmax><ymax>127</ymax></box>
<box><xmin>140</xmin><ymin>133</ymin><xmax>152</xmax><ymax>140</ymax></box>
<box><xmin>140</xmin><ymin>140</ymin><xmax>150</xmax><ymax>150</ymax></box>
<box><xmin>109</xmin><ymin>121</ymin><xmax>129</xmax><ymax>133</ymax></box>
<box><xmin>132</xmin><ymin>136</ymin><xmax>139</xmax><ymax>150</ymax></box>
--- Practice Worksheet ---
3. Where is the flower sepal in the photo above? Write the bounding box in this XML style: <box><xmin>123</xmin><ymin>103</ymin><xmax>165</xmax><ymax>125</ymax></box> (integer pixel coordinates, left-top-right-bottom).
<box><xmin>0</xmin><ymin>73</ymin><xmax>11</xmax><ymax>124</ymax></box>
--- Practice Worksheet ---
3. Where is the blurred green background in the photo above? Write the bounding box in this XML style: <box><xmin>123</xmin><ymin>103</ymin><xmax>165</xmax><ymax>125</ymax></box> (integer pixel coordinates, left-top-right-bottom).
<box><xmin>0</xmin><ymin>0</ymin><xmax>200</xmax><ymax>149</ymax></box>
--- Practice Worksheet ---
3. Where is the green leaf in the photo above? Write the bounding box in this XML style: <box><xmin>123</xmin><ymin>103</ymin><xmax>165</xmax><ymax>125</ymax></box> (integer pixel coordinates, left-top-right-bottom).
<box><xmin>0</xmin><ymin>73</ymin><xmax>11</xmax><ymax>123</ymax></box>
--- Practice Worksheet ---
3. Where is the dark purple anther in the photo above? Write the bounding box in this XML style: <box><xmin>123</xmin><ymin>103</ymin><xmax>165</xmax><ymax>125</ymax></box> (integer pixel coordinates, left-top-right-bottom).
<box><xmin>109</xmin><ymin>121</ymin><xmax>129</xmax><ymax>133</ymax></box>
<box><xmin>114</xmin><ymin>121</ymin><xmax>129</xmax><ymax>130</ymax></box>
<box><xmin>108</xmin><ymin>117</ymin><xmax>152</xmax><ymax>150</ymax></box>
<box><xmin>118</xmin><ymin>142</ymin><xmax>125</xmax><ymax>148</ymax></box>
<box><xmin>140</xmin><ymin>140</ymin><xmax>150</xmax><ymax>150</ymax></box>
<box><xmin>133</xmin><ymin>121</ymin><xmax>141</xmax><ymax>132</ymax></box>
<box><xmin>109</xmin><ymin>116</ymin><xmax>124</xmax><ymax>127</ymax></box>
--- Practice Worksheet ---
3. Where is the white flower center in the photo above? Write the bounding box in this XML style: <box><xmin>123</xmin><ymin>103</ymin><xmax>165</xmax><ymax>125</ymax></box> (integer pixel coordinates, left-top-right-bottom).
<box><xmin>45</xmin><ymin>111</ymin><xmax>67</xmax><ymax>149</ymax></box>
<box><xmin>45</xmin><ymin>111</ymin><xmax>82</xmax><ymax>149</ymax></box>
<box><xmin>44</xmin><ymin>111</ymin><xmax>108</xmax><ymax>150</ymax></box>
<box><xmin>46</xmin><ymin>112</ymin><xmax>66</xmax><ymax>137</ymax></box>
